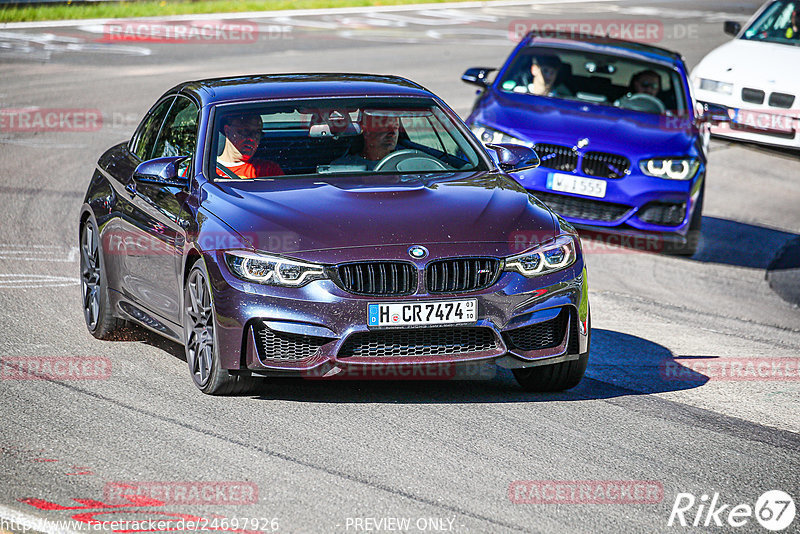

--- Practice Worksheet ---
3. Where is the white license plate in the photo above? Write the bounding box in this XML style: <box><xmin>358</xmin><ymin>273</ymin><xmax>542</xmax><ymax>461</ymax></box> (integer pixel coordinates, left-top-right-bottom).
<box><xmin>547</xmin><ymin>172</ymin><xmax>607</xmax><ymax>198</ymax></box>
<box><xmin>368</xmin><ymin>299</ymin><xmax>477</xmax><ymax>327</ymax></box>
<box><xmin>734</xmin><ymin>109</ymin><xmax>795</xmax><ymax>133</ymax></box>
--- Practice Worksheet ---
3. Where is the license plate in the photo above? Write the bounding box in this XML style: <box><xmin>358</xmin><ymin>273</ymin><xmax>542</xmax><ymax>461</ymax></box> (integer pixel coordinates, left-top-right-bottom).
<box><xmin>547</xmin><ymin>172</ymin><xmax>607</xmax><ymax>198</ymax></box>
<box><xmin>368</xmin><ymin>299</ymin><xmax>477</xmax><ymax>327</ymax></box>
<box><xmin>733</xmin><ymin>109</ymin><xmax>794</xmax><ymax>133</ymax></box>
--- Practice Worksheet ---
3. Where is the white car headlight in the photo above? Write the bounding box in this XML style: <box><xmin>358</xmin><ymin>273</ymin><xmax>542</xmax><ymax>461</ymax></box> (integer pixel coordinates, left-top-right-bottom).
<box><xmin>698</xmin><ymin>78</ymin><xmax>733</xmax><ymax>95</ymax></box>
<box><xmin>505</xmin><ymin>235</ymin><xmax>577</xmax><ymax>277</ymax></box>
<box><xmin>224</xmin><ymin>251</ymin><xmax>326</xmax><ymax>287</ymax></box>
<box><xmin>470</xmin><ymin>124</ymin><xmax>533</xmax><ymax>147</ymax></box>
<box><xmin>640</xmin><ymin>158</ymin><xmax>700</xmax><ymax>181</ymax></box>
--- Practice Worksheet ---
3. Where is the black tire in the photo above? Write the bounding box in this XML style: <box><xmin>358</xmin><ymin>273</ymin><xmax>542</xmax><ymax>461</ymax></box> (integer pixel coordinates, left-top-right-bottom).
<box><xmin>80</xmin><ymin>219</ymin><xmax>123</xmax><ymax>339</ymax></box>
<box><xmin>184</xmin><ymin>259</ymin><xmax>258</xmax><ymax>395</ymax></box>
<box><xmin>512</xmin><ymin>313</ymin><xmax>590</xmax><ymax>392</ymax></box>
<box><xmin>664</xmin><ymin>185</ymin><xmax>704</xmax><ymax>256</ymax></box>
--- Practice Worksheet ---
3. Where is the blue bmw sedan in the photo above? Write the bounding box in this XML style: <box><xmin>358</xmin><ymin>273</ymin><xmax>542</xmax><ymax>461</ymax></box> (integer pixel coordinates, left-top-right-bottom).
<box><xmin>463</xmin><ymin>33</ymin><xmax>724</xmax><ymax>255</ymax></box>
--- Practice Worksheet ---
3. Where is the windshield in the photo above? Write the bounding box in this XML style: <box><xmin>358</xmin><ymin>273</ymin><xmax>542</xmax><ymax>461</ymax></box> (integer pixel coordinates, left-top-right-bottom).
<box><xmin>496</xmin><ymin>47</ymin><xmax>687</xmax><ymax>116</ymax></box>
<box><xmin>742</xmin><ymin>0</ymin><xmax>800</xmax><ymax>46</ymax></box>
<box><xmin>210</xmin><ymin>97</ymin><xmax>487</xmax><ymax>180</ymax></box>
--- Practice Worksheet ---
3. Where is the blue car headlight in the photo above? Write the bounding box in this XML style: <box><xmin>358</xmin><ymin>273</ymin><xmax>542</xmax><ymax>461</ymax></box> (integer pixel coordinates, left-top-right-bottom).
<box><xmin>504</xmin><ymin>235</ymin><xmax>577</xmax><ymax>277</ymax></box>
<box><xmin>224</xmin><ymin>251</ymin><xmax>326</xmax><ymax>287</ymax></box>
<box><xmin>639</xmin><ymin>158</ymin><xmax>700</xmax><ymax>180</ymax></box>
<box><xmin>470</xmin><ymin>124</ymin><xmax>533</xmax><ymax>147</ymax></box>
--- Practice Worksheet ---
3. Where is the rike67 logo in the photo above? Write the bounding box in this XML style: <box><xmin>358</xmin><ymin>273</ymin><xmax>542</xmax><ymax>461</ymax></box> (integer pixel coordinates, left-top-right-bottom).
<box><xmin>668</xmin><ymin>490</ymin><xmax>796</xmax><ymax>531</ymax></box>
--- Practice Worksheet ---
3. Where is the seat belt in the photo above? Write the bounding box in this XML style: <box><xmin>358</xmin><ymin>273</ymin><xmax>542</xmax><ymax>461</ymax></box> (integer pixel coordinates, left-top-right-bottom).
<box><xmin>216</xmin><ymin>162</ymin><xmax>240</xmax><ymax>179</ymax></box>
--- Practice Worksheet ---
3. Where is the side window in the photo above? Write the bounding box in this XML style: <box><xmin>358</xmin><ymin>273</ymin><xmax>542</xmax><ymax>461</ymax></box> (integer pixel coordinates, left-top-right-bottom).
<box><xmin>130</xmin><ymin>97</ymin><xmax>175</xmax><ymax>161</ymax></box>
<box><xmin>152</xmin><ymin>96</ymin><xmax>199</xmax><ymax>176</ymax></box>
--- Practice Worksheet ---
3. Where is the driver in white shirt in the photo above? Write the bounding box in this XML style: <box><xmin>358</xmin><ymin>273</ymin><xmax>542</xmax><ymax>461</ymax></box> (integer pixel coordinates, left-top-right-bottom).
<box><xmin>331</xmin><ymin>112</ymin><xmax>401</xmax><ymax>171</ymax></box>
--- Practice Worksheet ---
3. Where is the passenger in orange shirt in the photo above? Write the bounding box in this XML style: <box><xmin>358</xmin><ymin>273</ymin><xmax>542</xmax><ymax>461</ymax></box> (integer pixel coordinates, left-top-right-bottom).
<box><xmin>216</xmin><ymin>113</ymin><xmax>283</xmax><ymax>179</ymax></box>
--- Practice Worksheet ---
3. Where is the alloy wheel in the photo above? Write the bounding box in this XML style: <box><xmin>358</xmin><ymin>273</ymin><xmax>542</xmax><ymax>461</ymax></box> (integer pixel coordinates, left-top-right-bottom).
<box><xmin>80</xmin><ymin>223</ymin><xmax>101</xmax><ymax>330</ymax></box>
<box><xmin>186</xmin><ymin>269</ymin><xmax>214</xmax><ymax>386</ymax></box>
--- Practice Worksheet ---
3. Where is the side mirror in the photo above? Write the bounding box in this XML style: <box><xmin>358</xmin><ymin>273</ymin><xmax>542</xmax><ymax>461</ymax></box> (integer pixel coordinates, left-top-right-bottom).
<box><xmin>723</xmin><ymin>21</ymin><xmax>741</xmax><ymax>36</ymax></box>
<box><xmin>486</xmin><ymin>143</ymin><xmax>540</xmax><ymax>171</ymax></box>
<box><xmin>699</xmin><ymin>102</ymin><xmax>731</xmax><ymax>124</ymax></box>
<box><xmin>133</xmin><ymin>156</ymin><xmax>190</xmax><ymax>188</ymax></box>
<box><xmin>461</xmin><ymin>67</ymin><xmax>496</xmax><ymax>88</ymax></box>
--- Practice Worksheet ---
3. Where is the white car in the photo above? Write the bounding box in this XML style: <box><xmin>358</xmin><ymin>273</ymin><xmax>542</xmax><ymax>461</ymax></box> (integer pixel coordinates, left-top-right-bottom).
<box><xmin>691</xmin><ymin>0</ymin><xmax>800</xmax><ymax>149</ymax></box>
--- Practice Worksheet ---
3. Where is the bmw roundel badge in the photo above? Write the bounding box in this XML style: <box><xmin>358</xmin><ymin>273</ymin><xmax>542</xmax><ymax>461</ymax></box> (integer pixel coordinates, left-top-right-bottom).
<box><xmin>408</xmin><ymin>245</ymin><xmax>429</xmax><ymax>259</ymax></box>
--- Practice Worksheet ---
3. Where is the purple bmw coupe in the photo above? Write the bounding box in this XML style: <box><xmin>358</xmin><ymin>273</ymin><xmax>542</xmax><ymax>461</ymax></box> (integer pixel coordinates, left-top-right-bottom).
<box><xmin>79</xmin><ymin>74</ymin><xmax>590</xmax><ymax>394</ymax></box>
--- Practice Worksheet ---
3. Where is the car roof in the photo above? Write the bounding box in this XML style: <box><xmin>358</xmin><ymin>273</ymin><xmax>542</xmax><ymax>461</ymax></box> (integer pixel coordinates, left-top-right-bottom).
<box><xmin>521</xmin><ymin>32</ymin><xmax>684</xmax><ymax>66</ymax></box>
<box><xmin>174</xmin><ymin>73</ymin><xmax>435</xmax><ymax>106</ymax></box>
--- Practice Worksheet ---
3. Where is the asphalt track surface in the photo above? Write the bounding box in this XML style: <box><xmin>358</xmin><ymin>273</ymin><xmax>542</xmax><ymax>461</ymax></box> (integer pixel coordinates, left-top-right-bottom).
<box><xmin>0</xmin><ymin>1</ymin><xmax>799</xmax><ymax>533</ymax></box>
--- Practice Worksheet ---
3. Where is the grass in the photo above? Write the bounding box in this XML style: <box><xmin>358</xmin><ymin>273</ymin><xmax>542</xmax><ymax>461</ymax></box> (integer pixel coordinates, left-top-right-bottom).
<box><xmin>0</xmin><ymin>0</ymin><xmax>477</xmax><ymax>23</ymax></box>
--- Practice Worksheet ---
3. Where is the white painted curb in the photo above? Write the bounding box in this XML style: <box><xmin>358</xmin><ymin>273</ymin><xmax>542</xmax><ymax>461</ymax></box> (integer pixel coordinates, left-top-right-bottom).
<box><xmin>1</xmin><ymin>0</ymin><xmax>614</xmax><ymax>29</ymax></box>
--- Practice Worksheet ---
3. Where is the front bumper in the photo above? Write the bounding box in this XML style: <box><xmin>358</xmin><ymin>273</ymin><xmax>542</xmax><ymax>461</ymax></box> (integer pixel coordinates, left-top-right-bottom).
<box><xmin>203</xmin><ymin>250</ymin><xmax>590</xmax><ymax>376</ymax></box>
<box><xmin>513</xmin><ymin>167</ymin><xmax>704</xmax><ymax>242</ymax></box>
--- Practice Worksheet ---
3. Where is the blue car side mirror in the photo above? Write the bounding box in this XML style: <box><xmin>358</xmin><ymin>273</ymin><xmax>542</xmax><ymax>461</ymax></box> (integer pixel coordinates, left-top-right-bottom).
<box><xmin>133</xmin><ymin>156</ymin><xmax>190</xmax><ymax>188</ymax></box>
<box><xmin>461</xmin><ymin>67</ymin><xmax>496</xmax><ymax>88</ymax></box>
<box><xmin>486</xmin><ymin>143</ymin><xmax>540</xmax><ymax>172</ymax></box>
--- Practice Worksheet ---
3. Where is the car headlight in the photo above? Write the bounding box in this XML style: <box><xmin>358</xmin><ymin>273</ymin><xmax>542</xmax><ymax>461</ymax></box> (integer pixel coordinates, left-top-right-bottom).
<box><xmin>470</xmin><ymin>124</ymin><xmax>533</xmax><ymax>147</ymax></box>
<box><xmin>640</xmin><ymin>158</ymin><xmax>700</xmax><ymax>180</ymax></box>
<box><xmin>697</xmin><ymin>78</ymin><xmax>733</xmax><ymax>95</ymax></box>
<box><xmin>505</xmin><ymin>235</ymin><xmax>577</xmax><ymax>277</ymax></box>
<box><xmin>224</xmin><ymin>251</ymin><xmax>326</xmax><ymax>287</ymax></box>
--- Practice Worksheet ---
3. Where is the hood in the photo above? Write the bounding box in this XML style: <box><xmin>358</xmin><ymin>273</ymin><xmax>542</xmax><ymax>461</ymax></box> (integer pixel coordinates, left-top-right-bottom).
<box><xmin>199</xmin><ymin>172</ymin><xmax>557</xmax><ymax>262</ymax></box>
<box><xmin>475</xmin><ymin>90</ymin><xmax>697</xmax><ymax>157</ymax></box>
<box><xmin>692</xmin><ymin>38</ymin><xmax>800</xmax><ymax>88</ymax></box>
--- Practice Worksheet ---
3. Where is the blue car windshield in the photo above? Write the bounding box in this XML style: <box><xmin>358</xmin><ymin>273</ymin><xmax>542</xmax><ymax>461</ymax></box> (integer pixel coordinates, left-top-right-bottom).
<box><xmin>210</xmin><ymin>97</ymin><xmax>488</xmax><ymax>180</ymax></box>
<box><xmin>497</xmin><ymin>47</ymin><xmax>687</xmax><ymax>116</ymax></box>
<box><xmin>742</xmin><ymin>0</ymin><xmax>800</xmax><ymax>45</ymax></box>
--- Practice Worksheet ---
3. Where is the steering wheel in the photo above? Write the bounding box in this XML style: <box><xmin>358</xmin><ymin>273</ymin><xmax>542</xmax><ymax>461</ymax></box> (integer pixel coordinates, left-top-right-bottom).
<box><xmin>373</xmin><ymin>149</ymin><xmax>450</xmax><ymax>172</ymax></box>
<box><xmin>615</xmin><ymin>93</ymin><xmax>666</xmax><ymax>114</ymax></box>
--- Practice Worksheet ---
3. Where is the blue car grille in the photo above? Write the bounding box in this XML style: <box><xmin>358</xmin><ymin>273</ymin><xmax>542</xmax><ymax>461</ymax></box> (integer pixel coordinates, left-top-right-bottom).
<box><xmin>534</xmin><ymin>192</ymin><xmax>630</xmax><ymax>222</ymax></box>
<box><xmin>637</xmin><ymin>202</ymin><xmax>686</xmax><ymax>226</ymax></box>
<box><xmin>581</xmin><ymin>151</ymin><xmax>630</xmax><ymax>179</ymax></box>
<box><xmin>338</xmin><ymin>327</ymin><xmax>498</xmax><ymax>358</ymax></box>
<box><xmin>426</xmin><ymin>258</ymin><xmax>500</xmax><ymax>294</ymax></box>
<box><xmin>337</xmin><ymin>262</ymin><xmax>417</xmax><ymax>296</ymax></box>
<box><xmin>534</xmin><ymin>143</ymin><xmax>578</xmax><ymax>172</ymax></box>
